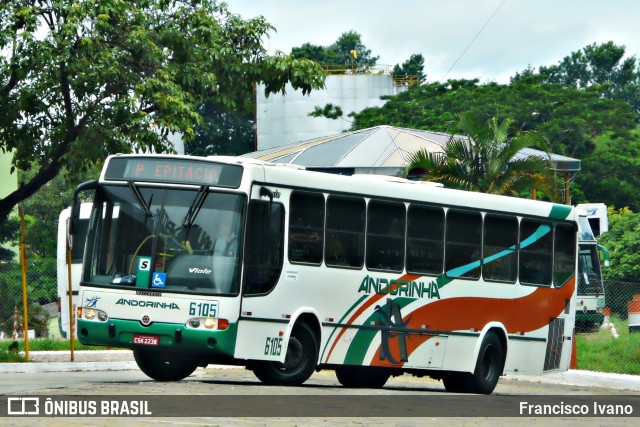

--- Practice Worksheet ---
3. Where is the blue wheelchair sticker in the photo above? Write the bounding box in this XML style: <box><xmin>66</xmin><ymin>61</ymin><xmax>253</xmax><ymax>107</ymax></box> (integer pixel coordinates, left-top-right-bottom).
<box><xmin>152</xmin><ymin>272</ymin><xmax>167</xmax><ymax>288</ymax></box>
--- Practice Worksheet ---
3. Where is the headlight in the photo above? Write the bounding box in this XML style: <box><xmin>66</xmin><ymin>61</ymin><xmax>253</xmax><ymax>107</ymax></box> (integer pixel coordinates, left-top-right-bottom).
<box><xmin>83</xmin><ymin>308</ymin><xmax>108</xmax><ymax>321</ymax></box>
<box><xmin>186</xmin><ymin>317</ymin><xmax>228</xmax><ymax>330</ymax></box>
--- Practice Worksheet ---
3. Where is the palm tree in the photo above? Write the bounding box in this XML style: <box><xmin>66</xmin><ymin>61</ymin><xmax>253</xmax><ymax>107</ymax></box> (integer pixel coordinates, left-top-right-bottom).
<box><xmin>405</xmin><ymin>112</ymin><xmax>560</xmax><ymax>202</ymax></box>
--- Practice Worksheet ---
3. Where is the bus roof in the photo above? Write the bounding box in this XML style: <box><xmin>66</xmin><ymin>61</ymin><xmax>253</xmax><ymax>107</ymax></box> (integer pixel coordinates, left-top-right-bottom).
<box><xmin>100</xmin><ymin>154</ymin><xmax>576</xmax><ymax>222</ymax></box>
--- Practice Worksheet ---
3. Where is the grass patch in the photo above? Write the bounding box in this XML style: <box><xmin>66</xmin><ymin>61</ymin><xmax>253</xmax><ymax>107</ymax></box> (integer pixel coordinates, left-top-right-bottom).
<box><xmin>0</xmin><ymin>342</ymin><xmax>24</xmax><ymax>363</ymax></box>
<box><xmin>0</xmin><ymin>339</ymin><xmax>122</xmax><ymax>363</ymax></box>
<box><xmin>22</xmin><ymin>339</ymin><xmax>107</xmax><ymax>352</ymax></box>
<box><xmin>576</xmin><ymin>314</ymin><xmax>640</xmax><ymax>374</ymax></box>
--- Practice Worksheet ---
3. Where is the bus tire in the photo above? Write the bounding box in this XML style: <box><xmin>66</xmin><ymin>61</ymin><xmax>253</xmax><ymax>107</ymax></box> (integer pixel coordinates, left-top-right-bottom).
<box><xmin>133</xmin><ymin>349</ymin><xmax>198</xmax><ymax>381</ymax></box>
<box><xmin>443</xmin><ymin>332</ymin><xmax>504</xmax><ymax>394</ymax></box>
<box><xmin>252</xmin><ymin>322</ymin><xmax>318</xmax><ymax>386</ymax></box>
<box><xmin>335</xmin><ymin>366</ymin><xmax>390</xmax><ymax>388</ymax></box>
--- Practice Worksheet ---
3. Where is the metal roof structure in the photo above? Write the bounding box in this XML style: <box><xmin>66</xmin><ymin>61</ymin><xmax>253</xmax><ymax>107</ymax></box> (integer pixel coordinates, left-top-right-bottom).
<box><xmin>244</xmin><ymin>125</ymin><xmax>581</xmax><ymax>176</ymax></box>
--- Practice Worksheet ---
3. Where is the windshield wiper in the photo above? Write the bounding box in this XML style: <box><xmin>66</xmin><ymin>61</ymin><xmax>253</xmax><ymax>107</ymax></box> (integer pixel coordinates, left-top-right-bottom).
<box><xmin>183</xmin><ymin>185</ymin><xmax>208</xmax><ymax>228</ymax></box>
<box><xmin>127</xmin><ymin>181</ymin><xmax>152</xmax><ymax>217</ymax></box>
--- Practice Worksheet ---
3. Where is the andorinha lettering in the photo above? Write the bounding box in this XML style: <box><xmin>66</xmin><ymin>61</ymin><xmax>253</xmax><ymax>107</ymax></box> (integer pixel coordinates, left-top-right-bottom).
<box><xmin>115</xmin><ymin>298</ymin><xmax>179</xmax><ymax>310</ymax></box>
<box><xmin>358</xmin><ymin>275</ymin><xmax>441</xmax><ymax>299</ymax></box>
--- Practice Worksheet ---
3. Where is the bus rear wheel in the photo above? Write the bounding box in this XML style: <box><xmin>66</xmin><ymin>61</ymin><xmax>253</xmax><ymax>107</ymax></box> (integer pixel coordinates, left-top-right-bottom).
<box><xmin>443</xmin><ymin>332</ymin><xmax>504</xmax><ymax>395</ymax></box>
<box><xmin>252</xmin><ymin>322</ymin><xmax>318</xmax><ymax>386</ymax></box>
<box><xmin>335</xmin><ymin>366</ymin><xmax>390</xmax><ymax>388</ymax></box>
<box><xmin>133</xmin><ymin>349</ymin><xmax>198</xmax><ymax>381</ymax></box>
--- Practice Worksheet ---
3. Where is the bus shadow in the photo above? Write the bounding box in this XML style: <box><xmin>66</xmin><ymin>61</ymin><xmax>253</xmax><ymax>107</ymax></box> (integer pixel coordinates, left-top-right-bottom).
<box><xmin>192</xmin><ymin>378</ymin><xmax>446</xmax><ymax>393</ymax></box>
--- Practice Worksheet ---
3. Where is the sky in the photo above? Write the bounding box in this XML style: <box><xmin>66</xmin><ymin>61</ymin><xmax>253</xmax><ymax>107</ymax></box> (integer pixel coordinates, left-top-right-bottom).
<box><xmin>226</xmin><ymin>0</ymin><xmax>640</xmax><ymax>84</ymax></box>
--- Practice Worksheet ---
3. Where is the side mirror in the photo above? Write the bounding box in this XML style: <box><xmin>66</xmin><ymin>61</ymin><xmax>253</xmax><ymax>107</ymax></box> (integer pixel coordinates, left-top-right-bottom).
<box><xmin>70</xmin><ymin>180</ymin><xmax>98</xmax><ymax>235</ymax></box>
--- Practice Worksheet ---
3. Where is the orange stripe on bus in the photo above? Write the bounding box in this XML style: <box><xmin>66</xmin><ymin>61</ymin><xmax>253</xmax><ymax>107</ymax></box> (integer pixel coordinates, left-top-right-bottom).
<box><xmin>369</xmin><ymin>277</ymin><xmax>575</xmax><ymax>367</ymax></box>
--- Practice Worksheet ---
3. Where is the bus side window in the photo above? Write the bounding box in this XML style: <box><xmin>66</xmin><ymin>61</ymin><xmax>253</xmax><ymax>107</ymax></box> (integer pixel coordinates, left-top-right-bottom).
<box><xmin>445</xmin><ymin>210</ymin><xmax>482</xmax><ymax>279</ymax></box>
<box><xmin>519</xmin><ymin>219</ymin><xmax>553</xmax><ymax>286</ymax></box>
<box><xmin>483</xmin><ymin>214</ymin><xmax>518</xmax><ymax>283</ymax></box>
<box><xmin>288</xmin><ymin>191</ymin><xmax>324</xmax><ymax>265</ymax></box>
<box><xmin>406</xmin><ymin>205</ymin><xmax>444</xmax><ymax>276</ymax></box>
<box><xmin>325</xmin><ymin>195</ymin><xmax>365</xmax><ymax>269</ymax></box>
<box><xmin>243</xmin><ymin>200</ymin><xmax>285</xmax><ymax>295</ymax></box>
<box><xmin>553</xmin><ymin>223</ymin><xmax>576</xmax><ymax>287</ymax></box>
<box><xmin>366</xmin><ymin>200</ymin><xmax>405</xmax><ymax>272</ymax></box>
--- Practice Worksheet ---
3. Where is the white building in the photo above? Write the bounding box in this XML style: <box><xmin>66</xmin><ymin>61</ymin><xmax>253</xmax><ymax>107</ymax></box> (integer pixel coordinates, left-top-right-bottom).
<box><xmin>256</xmin><ymin>72</ymin><xmax>406</xmax><ymax>150</ymax></box>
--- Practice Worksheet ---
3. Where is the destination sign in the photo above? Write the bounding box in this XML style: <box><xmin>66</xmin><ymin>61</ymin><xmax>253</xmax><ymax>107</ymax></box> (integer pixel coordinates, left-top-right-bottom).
<box><xmin>104</xmin><ymin>157</ymin><xmax>243</xmax><ymax>188</ymax></box>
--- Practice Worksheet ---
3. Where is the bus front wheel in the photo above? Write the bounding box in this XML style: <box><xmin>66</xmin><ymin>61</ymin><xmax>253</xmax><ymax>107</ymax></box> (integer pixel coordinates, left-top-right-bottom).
<box><xmin>133</xmin><ymin>349</ymin><xmax>198</xmax><ymax>381</ymax></box>
<box><xmin>252</xmin><ymin>322</ymin><xmax>318</xmax><ymax>386</ymax></box>
<box><xmin>443</xmin><ymin>332</ymin><xmax>504</xmax><ymax>394</ymax></box>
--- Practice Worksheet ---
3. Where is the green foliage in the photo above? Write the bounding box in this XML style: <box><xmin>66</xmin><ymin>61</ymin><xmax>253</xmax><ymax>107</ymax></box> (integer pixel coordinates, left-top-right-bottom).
<box><xmin>598</xmin><ymin>207</ymin><xmax>640</xmax><ymax>281</ymax></box>
<box><xmin>352</xmin><ymin>78</ymin><xmax>636</xmax><ymax>158</ymax></box>
<box><xmin>186</xmin><ymin>101</ymin><xmax>255</xmax><ymax>156</ymax></box>
<box><xmin>575</xmin><ymin>314</ymin><xmax>640</xmax><ymax>375</ymax></box>
<box><xmin>393</xmin><ymin>53</ymin><xmax>426</xmax><ymax>84</ymax></box>
<box><xmin>0</xmin><ymin>341</ymin><xmax>24</xmax><ymax>363</ymax></box>
<box><xmin>0</xmin><ymin>0</ymin><xmax>326</xmax><ymax>226</ymax></box>
<box><xmin>513</xmin><ymin>41</ymin><xmax>640</xmax><ymax>112</ymax></box>
<box><xmin>308</xmin><ymin>103</ymin><xmax>344</xmax><ymax>120</ymax></box>
<box><xmin>350</xmin><ymin>76</ymin><xmax>637</xmax><ymax>208</ymax></box>
<box><xmin>405</xmin><ymin>112</ymin><xmax>559</xmax><ymax>200</ymax></box>
<box><xmin>0</xmin><ymin>259</ymin><xmax>56</xmax><ymax>338</ymax></box>
<box><xmin>291</xmin><ymin>30</ymin><xmax>379</xmax><ymax>72</ymax></box>
<box><xmin>0</xmin><ymin>214</ymin><xmax>19</xmax><ymax>261</ymax></box>
<box><xmin>577</xmin><ymin>130</ymin><xmax>640</xmax><ymax>211</ymax></box>
<box><xmin>18</xmin><ymin>338</ymin><xmax>108</xmax><ymax>351</ymax></box>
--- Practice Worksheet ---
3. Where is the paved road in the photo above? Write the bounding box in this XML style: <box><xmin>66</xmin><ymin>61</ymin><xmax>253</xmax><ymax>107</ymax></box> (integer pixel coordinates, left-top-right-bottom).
<box><xmin>1</xmin><ymin>351</ymin><xmax>639</xmax><ymax>426</ymax></box>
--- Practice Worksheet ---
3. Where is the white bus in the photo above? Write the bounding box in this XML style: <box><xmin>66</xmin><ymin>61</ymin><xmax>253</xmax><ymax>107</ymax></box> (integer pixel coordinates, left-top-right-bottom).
<box><xmin>575</xmin><ymin>211</ymin><xmax>609</xmax><ymax>330</ymax></box>
<box><xmin>56</xmin><ymin>203</ymin><xmax>91</xmax><ymax>339</ymax></box>
<box><xmin>72</xmin><ymin>154</ymin><xmax>578</xmax><ymax>394</ymax></box>
<box><xmin>576</xmin><ymin>203</ymin><xmax>608</xmax><ymax>237</ymax></box>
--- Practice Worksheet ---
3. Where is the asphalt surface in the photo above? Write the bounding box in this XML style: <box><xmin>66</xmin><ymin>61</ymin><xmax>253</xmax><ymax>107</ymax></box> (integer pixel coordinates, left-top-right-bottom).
<box><xmin>1</xmin><ymin>350</ymin><xmax>639</xmax><ymax>392</ymax></box>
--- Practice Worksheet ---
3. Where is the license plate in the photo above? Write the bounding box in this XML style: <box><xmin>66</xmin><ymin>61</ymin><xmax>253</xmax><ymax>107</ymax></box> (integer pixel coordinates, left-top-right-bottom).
<box><xmin>133</xmin><ymin>334</ymin><xmax>159</xmax><ymax>346</ymax></box>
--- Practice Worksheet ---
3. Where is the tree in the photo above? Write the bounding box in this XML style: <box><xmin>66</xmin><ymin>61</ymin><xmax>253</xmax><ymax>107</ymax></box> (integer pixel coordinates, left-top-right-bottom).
<box><xmin>349</xmin><ymin>76</ymin><xmax>638</xmax><ymax>208</ymax></box>
<box><xmin>351</xmin><ymin>78</ymin><xmax>636</xmax><ymax>158</ymax></box>
<box><xmin>0</xmin><ymin>216</ymin><xmax>19</xmax><ymax>262</ymax></box>
<box><xmin>0</xmin><ymin>0</ymin><xmax>326</xmax><ymax>228</ymax></box>
<box><xmin>405</xmin><ymin>112</ymin><xmax>559</xmax><ymax>201</ymax></box>
<box><xmin>576</xmin><ymin>130</ymin><xmax>640</xmax><ymax>211</ymax></box>
<box><xmin>291</xmin><ymin>30</ymin><xmax>379</xmax><ymax>72</ymax></box>
<box><xmin>186</xmin><ymin>101</ymin><xmax>255</xmax><ymax>156</ymax></box>
<box><xmin>512</xmin><ymin>41</ymin><xmax>640</xmax><ymax>111</ymax></box>
<box><xmin>598</xmin><ymin>207</ymin><xmax>640</xmax><ymax>281</ymax></box>
<box><xmin>393</xmin><ymin>53</ymin><xmax>426</xmax><ymax>84</ymax></box>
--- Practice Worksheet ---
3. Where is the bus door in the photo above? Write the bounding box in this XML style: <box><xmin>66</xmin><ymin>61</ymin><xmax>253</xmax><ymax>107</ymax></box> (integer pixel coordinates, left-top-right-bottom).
<box><xmin>235</xmin><ymin>187</ymin><xmax>288</xmax><ymax>362</ymax></box>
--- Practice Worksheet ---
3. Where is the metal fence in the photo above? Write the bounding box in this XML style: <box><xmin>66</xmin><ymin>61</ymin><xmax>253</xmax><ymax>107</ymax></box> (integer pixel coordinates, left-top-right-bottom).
<box><xmin>574</xmin><ymin>278</ymin><xmax>640</xmax><ymax>375</ymax></box>
<box><xmin>0</xmin><ymin>259</ymin><xmax>57</xmax><ymax>341</ymax></box>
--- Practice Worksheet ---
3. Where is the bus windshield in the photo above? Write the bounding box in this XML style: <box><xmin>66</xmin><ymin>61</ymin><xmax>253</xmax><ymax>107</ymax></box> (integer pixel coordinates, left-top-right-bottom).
<box><xmin>577</xmin><ymin>245</ymin><xmax>604</xmax><ymax>296</ymax></box>
<box><xmin>83</xmin><ymin>185</ymin><xmax>245</xmax><ymax>295</ymax></box>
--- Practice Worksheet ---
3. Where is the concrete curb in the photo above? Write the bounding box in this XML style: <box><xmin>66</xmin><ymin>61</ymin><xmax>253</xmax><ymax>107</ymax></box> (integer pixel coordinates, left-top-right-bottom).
<box><xmin>1</xmin><ymin>351</ymin><xmax>639</xmax><ymax>392</ymax></box>
<box><xmin>0</xmin><ymin>360</ymin><xmax>139</xmax><ymax>373</ymax></box>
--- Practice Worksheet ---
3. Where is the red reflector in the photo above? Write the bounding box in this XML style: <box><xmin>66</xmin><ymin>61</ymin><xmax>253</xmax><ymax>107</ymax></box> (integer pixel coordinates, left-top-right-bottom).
<box><xmin>218</xmin><ymin>319</ymin><xmax>229</xmax><ymax>330</ymax></box>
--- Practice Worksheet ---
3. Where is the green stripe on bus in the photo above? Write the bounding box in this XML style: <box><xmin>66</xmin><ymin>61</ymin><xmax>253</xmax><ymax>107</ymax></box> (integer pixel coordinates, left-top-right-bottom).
<box><xmin>343</xmin><ymin>297</ymin><xmax>415</xmax><ymax>366</ymax></box>
<box><xmin>549</xmin><ymin>204</ymin><xmax>572</xmax><ymax>220</ymax></box>
<box><xmin>320</xmin><ymin>294</ymin><xmax>368</xmax><ymax>361</ymax></box>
